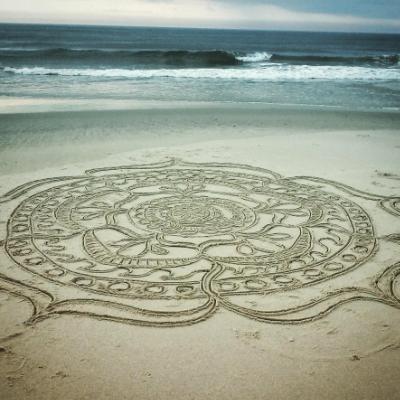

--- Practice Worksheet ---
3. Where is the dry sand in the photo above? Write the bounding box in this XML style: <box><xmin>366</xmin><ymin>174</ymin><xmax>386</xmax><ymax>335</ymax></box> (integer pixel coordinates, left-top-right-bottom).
<box><xmin>0</xmin><ymin>101</ymin><xmax>399</xmax><ymax>399</ymax></box>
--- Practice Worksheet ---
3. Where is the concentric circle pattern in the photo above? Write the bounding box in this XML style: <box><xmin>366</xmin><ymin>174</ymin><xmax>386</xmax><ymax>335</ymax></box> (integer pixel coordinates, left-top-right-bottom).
<box><xmin>132</xmin><ymin>196</ymin><xmax>256</xmax><ymax>235</ymax></box>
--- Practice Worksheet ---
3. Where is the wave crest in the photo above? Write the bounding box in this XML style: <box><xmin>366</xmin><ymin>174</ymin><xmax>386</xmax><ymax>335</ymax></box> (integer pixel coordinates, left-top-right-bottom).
<box><xmin>0</xmin><ymin>48</ymin><xmax>241</xmax><ymax>67</ymax></box>
<box><xmin>1</xmin><ymin>48</ymin><xmax>398</xmax><ymax>68</ymax></box>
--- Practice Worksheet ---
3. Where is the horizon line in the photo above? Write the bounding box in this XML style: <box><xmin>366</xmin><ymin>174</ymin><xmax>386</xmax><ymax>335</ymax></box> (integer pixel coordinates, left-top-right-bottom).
<box><xmin>0</xmin><ymin>20</ymin><xmax>399</xmax><ymax>36</ymax></box>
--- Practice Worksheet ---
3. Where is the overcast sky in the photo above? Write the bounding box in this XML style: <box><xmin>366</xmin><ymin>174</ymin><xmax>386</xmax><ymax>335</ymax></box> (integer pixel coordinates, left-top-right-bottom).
<box><xmin>1</xmin><ymin>0</ymin><xmax>399</xmax><ymax>33</ymax></box>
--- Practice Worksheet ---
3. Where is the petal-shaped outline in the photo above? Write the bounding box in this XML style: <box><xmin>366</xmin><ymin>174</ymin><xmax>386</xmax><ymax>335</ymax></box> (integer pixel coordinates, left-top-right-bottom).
<box><xmin>0</xmin><ymin>159</ymin><xmax>399</xmax><ymax>328</ymax></box>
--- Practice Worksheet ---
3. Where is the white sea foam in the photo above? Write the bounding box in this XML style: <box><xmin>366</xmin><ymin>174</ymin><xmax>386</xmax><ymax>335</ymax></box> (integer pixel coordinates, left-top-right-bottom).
<box><xmin>236</xmin><ymin>52</ymin><xmax>272</xmax><ymax>62</ymax></box>
<box><xmin>3</xmin><ymin>65</ymin><xmax>400</xmax><ymax>81</ymax></box>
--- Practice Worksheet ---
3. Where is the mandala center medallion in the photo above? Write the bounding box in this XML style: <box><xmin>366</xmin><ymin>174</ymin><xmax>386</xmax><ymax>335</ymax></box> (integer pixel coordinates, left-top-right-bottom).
<box><xmin>132</xmin><ymin>196</ymin><xmax>256</xmax><ymax>235</ymax></box>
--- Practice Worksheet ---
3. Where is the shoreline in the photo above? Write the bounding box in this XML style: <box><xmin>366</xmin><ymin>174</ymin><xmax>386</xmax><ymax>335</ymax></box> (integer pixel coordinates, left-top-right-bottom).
<box><xmin>1</xmin><ymin>96</ymin><xmax>399</xmax><ymax>114</ymax></box>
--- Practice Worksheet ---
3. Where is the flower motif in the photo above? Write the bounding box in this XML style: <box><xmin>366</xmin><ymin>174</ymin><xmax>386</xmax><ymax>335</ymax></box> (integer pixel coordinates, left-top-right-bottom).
<box><xmin>1</xmin><ymin>159</ymin><xmax>399</xmax><ymax>327</ymax></box>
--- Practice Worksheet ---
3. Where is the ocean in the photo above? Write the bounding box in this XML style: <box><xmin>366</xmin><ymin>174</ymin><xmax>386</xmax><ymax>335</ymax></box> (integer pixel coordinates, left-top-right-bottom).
<box><xmin>1</xmin><ymin>23</ymin><xmax>400</xmax><ymax>110</ymax></box>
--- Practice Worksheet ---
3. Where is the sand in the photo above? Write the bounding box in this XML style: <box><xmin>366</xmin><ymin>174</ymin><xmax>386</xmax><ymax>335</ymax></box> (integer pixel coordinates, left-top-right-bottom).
<box><xmin>0</xmin><ymin>101</ymin><xmax>399</xmax><ymax>399</ymax></box>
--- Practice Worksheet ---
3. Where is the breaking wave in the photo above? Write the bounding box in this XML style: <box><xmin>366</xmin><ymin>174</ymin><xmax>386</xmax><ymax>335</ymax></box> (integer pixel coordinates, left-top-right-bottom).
<box><xmin>1</xmin><ymin>48</ymin><xmax>398</xmax><ymax>68</ymax></box>
<box><xmin>4</xmin><ymin>65</ymin><xmax>399</xmax><ymax>81</ymax></box>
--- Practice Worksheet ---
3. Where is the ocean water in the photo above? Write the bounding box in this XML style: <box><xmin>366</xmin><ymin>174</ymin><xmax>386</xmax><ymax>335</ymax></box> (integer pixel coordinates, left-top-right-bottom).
<box><xmin>1</xmin><ymin>23</ymin><xmax>400</xmax><ymax>110</ymax></box>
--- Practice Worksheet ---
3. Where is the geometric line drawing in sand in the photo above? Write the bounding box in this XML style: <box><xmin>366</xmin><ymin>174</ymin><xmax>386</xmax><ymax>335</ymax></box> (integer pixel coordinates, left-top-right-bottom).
<box><xmin>0</xmin><ymin>159</ymin><xmax>399</xmax><ymax>328</ymax></box>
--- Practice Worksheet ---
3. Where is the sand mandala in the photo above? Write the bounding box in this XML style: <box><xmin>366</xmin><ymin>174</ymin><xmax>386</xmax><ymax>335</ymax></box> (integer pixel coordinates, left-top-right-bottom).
<box><xmin>0</xmin><ymin>159</ymin><xmax>399</xmax><ymax>327</ymax></box>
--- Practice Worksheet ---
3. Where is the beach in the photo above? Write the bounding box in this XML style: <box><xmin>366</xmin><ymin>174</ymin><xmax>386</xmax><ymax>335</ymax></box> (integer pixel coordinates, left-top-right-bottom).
<box><xmin>1</xmin><ymin>100</ymin><xmax>400</xmax><ymax>400</ymax></box>
<box><xmin>1</xmin><ymin>23</ymin><xmax>400</xmax><ymax>400</ymax></box>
